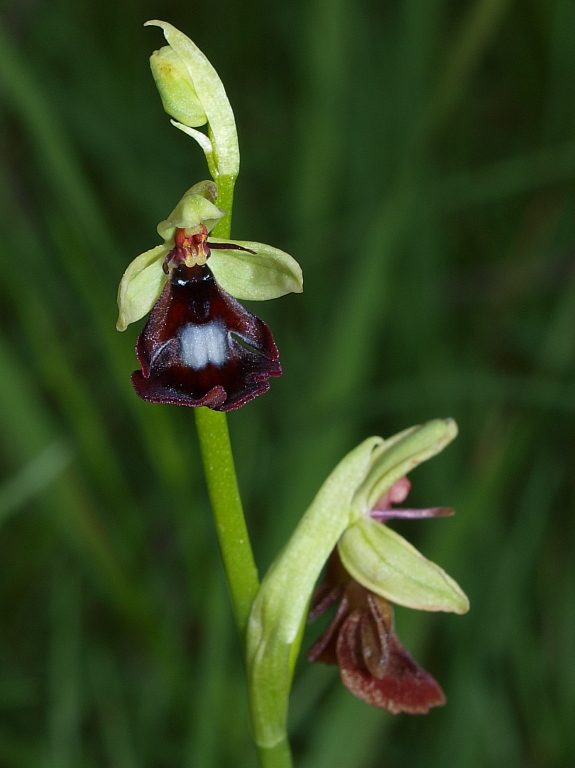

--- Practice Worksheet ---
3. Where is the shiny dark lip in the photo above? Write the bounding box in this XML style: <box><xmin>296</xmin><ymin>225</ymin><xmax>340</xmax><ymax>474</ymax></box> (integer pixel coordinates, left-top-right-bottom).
<box><xmin>132</xmin><ymin>262</ymin><xmax>282</xmax><ymax>411</ymax></box>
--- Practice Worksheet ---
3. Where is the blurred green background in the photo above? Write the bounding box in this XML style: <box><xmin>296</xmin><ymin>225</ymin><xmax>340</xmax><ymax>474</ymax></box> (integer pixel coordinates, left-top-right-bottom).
<box><xmin>1</xmin><ymin>0</ymin><xmax>575</xmax><ymax>766</ymax></box>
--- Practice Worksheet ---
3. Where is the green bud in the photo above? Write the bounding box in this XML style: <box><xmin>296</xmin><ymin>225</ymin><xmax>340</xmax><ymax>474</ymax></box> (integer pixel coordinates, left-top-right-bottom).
<box><xmin>149</xmin><ymin>45</ymin><xmax>207</xmax><ymax>128</ymax></box>
<box><xmin>338</xmin><ymin>517</ymin><xmax>469</xmax><ymax>613</ymax></box>
<box><xmin>145</xmin><ymin>21</ymin><xmax>239</xmax><ymax>179</ymax></box>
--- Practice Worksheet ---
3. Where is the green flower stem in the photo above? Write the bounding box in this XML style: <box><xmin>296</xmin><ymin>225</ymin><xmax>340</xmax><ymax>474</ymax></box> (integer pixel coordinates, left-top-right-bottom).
<box><xmin>194</xmin><ymin>173</ymin><xmax>256</xmax><ymax>642</ymax></box>
<box><xmin>210</xmin><ymin>171</ymin><xmax>236</xmax><ymax>238</ymax></box>
<box><xmin>194</xmin><ymin>406</ymin><xmax>259</xmax><ymax>642</ymax></box>
<box><xmin>195</xmin><ymin>174</ymin><xmax>293</xmax><ymax>768</ymax></box>
<box><xmin>257</xmin><ymin>738</ymin><xmax>293</xmax><ymax>768</ymax></box>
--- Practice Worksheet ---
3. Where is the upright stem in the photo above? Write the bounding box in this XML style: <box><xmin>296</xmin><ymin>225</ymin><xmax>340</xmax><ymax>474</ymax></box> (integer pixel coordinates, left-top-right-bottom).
<box><xmin>194</xmin><ymin>171</ymin><xmax>258</xmax><ymax>644</ymax></box>
<box><xmin>194</xmin><ymin>406</ymin><xmax>259</xmax><ymax>643</ymax></box>
<box><xmin>195</xmin><ymin>173</ymin><xmax>293</xmax><ymax>767</ymax></box>
<box><xmin>257</xmin><ymin>738</ymin><xmax>293</xmax><ymax>768</ymax></box>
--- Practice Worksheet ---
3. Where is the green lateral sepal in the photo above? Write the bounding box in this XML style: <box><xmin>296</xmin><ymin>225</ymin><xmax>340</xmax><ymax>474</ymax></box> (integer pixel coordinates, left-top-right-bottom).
<box><xmin>116</xmin><ymin>244</ymin><xmax>169</xmax><ymax>331</ymax></box>
<box><xmin>209</xmin><ymin>238</ymin><xmax>303</xmax><ymax>300</ymax></box>
<box><xmin>338</xmin><ymin>517</ymin><xmax>469</xmax><ymax>614</ymax></box>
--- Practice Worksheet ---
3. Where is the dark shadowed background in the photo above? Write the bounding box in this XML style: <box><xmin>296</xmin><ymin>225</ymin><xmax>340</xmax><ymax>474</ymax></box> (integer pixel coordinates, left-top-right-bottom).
<box><xmin>1</xmin><ymin>0</ymin><xmax>574</xmax><ymax>766</ymax></box>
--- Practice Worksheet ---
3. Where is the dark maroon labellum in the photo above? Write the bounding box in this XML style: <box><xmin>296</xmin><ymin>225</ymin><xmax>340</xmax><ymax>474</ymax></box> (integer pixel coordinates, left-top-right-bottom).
<box><xmin>307</xmin><ymin>552</ymin><xmax>445</xmax><ymax>714</ymax></box>
<box><xmin>132</xmin><ymin>263</ymin><xmax>282</xmax><ymax>411</ymax></box>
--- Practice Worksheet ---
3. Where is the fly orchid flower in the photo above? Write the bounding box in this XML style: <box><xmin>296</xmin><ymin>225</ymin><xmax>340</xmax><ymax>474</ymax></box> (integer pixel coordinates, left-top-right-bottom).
<box><xmin>117</xmin><ymin>182</ymin><xmax>302</xmax><ymax>410</ymax></box>
<box><xmin>247</xmin><ymin>419</ymin><xmax>468</xmax><ymax>749</ymax></box>
<box><xmin>307</xmin><ymin>477</ymin><xmax>456</xmax><ymax>714</ymax></box>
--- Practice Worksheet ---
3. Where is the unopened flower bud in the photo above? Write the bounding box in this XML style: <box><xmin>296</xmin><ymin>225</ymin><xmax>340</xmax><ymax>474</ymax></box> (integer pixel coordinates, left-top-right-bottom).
<box><xmin>146</xmin><ymin>21</ymin><xmax>240</xmax><ymax>178</ymax></box>
<box><xmin>150</xmin><ymin>45</ymin><xmax>207</xmax><ymax>128</ymax></box>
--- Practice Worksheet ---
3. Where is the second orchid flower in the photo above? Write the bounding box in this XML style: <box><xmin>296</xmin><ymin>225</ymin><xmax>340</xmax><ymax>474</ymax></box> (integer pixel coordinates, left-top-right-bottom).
<box><xmin>247</xmin><ymin>419</ymin><xmax>468</xmax><ymax>749</ymax></box>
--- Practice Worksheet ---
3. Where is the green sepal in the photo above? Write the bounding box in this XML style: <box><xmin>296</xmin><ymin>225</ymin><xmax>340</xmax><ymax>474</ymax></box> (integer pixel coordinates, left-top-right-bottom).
<box><xmin>116</xmin><ymin>244</ymin><xmax>169</xmax><ymax>332</ymax></box>
<box><xmin>338</xmin><ymin>517</ymin><xmax>469</xmax><ymax>614</ymax></box>
<box><xmin>157</xmin><ymin>185</ymin><xmax>224</xmax><ymax>240</ymax></box>
<box><xmin>351</xmin><ymin>418</ymin><xmax>458</xmax><ymax>520</ymax></box>
<box><xmin>149</xmin><ymin>45</ymin><xmax>207</xmax><ymax>128</ymax></box>
<box><xmin>145</xmin><ymin>20</ymin><xmax>239</xmax><ymax>179</ymax></box>
<box><xmin>209</xmin><ymin>238</ymin><xmax>303</xmax><ymax>300</ymax></box>
<box><xmin>246</xmin><ymin>437</ymin><xmax>383</xmax><ymax>749</ymax></box>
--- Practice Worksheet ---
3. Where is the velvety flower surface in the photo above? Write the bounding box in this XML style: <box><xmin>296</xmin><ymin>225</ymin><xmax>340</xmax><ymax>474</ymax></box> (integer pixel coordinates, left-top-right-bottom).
<box><xmin>307</xmin><ymin>552</ymin><xmax>445</xmax><ymax>714</ymax></box>
<box><xmin>132</xmin><ymin>261</ymin><xmax>281</xmax><ymax>411</ymax></box>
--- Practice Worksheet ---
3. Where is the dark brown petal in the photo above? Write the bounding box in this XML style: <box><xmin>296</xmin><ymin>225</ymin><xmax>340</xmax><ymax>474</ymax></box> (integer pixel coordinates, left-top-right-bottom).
<box><xmin>132</xmin><ymin>263</ymin><xmax>281</xmax><ymax>411</ymax></box>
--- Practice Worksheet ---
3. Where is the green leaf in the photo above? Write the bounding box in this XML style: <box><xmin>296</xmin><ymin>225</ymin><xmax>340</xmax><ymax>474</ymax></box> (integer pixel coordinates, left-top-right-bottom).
<box><xmin>338</xmin><ymin>517</ymin><xmax>469</xmax><ymax>613</ymax></box>
<box><xmin>116</xmin><ymin>244</ymin><xmax>168</xmax><ymax>331</ymax></box>
<box><xmin>209</xmin><ymin>238</ymin><xmax>303</xmax><ymax>300</ymax></box>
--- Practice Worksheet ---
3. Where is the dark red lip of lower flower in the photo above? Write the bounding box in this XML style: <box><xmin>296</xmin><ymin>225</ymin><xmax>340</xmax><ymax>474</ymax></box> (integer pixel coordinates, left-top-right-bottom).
<box><xmin>131</xmin><ymin>262</ymin><xmax>282</xmax><ymax>411</ymax></box>
<box><xmin>336</xmin><ymin>607</ymin><xmax>446</xmax><ymax>714</ymax></box>
<box><xmin>307</xmin><ymin>552</ymin><xmax>446</xmax><ymax>715</ymax></box>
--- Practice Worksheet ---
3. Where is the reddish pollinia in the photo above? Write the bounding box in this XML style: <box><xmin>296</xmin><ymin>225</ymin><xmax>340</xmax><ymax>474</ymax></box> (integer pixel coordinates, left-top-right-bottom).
<box><xmin>132</xmin><ymin>227</ymin><xmax>282</xmax><ymax>411</ymax></box>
